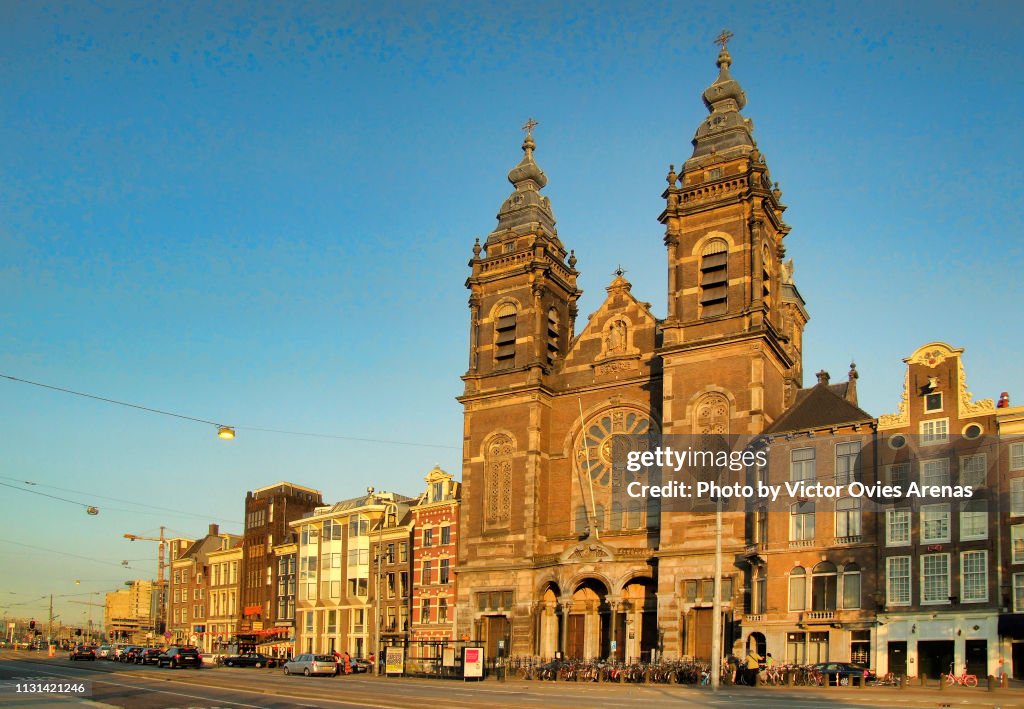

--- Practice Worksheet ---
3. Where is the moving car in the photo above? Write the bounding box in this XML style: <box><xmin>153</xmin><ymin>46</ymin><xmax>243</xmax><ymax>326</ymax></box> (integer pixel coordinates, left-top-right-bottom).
<box><xmin>157</xmin><ymin>646</ymin><xmax>203</xmax><ymax>669</ymax></box>
<box><xmin>136</xmin><ymin>648</ymin><xmax>162</xmax><ymax>665</ymax></box>
<box><xmin>810</xmin><ymin>662</ymin><xmax>875</xmax><ymax>685</ymax></box>
<box><xmin>282</xmin><ymin>654</ymin><xmax>337</xmax><ymax>676</ymax></box>
<box><xmin>120</xmin><ymin>646</ymin><xmax>144</xmax><ymax>663</ymax></box>
<box><xmin>69</xmin><ymin>645</ymin><xmax>96</xmax><ymax>661</ymax></box>
<box><xmin>221</xmin><ymin>652</ymin><xmax>278</xmax><ymax>668</ymax></box>
<box><xmin>97</xmin><ymin>645</ymin><xmax>112</xmax><ymax>659</ymax></box>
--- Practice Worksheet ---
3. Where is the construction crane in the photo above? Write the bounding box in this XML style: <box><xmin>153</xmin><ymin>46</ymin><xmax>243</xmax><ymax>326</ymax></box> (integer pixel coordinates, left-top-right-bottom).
<box><xmin>123</xmin><ymin>527</ymin><xmax>166</xmax><ymax>640</ymax></box>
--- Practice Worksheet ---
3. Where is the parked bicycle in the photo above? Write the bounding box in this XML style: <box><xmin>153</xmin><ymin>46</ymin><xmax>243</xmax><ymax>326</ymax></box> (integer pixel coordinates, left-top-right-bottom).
<box><xmin>944</xmin><ymin>663</ymin><xmax>978</xmax><ymax>688</ymax></box>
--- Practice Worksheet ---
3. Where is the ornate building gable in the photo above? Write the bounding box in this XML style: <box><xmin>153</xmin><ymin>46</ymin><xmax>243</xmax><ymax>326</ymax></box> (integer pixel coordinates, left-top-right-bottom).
<box><xmin>560</xmin><ymin>270</ymin><xmax>660</xmax><ymax>382</ymax></box>
<box><xmin>879</xmin><ymin>342</ymin><xmax>995</xmax><ymax>429</ymax></box>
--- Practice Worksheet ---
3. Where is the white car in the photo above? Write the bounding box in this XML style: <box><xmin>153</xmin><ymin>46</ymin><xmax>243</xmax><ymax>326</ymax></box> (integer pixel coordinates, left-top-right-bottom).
<box><xmin>282</xmin><ymin>654</ymin><xmax>338</xmax><ymax>677</ymax></box>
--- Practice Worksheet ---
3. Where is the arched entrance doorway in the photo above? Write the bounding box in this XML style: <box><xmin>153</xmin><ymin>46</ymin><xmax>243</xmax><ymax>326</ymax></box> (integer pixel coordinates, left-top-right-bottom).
<box><xmin>747</xmin><ymin>631</ymin><xmax>767</xmax><ymax>658</ymax></box>
<box><xmin>618</xmin><ymin>578</ymin><xmax>658</xmax><ymax>662</ymax></box>
<box><xmin>536</xmin><ymin>583</ymin><xmax>561</xmax><ymax>658</ymax></box>
<box><xmin>565</xmin><ymin>579</ymin><xmax>609</xmax><ymax>659</ymax></box>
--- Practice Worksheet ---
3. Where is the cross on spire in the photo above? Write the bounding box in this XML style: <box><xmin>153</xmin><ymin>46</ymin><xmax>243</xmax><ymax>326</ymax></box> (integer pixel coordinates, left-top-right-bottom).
<box><xmin>521</xmin><ymin>117</ymin><xmax>539</xmax><ymax>136</ymax></box>
<box><xmin>714</xmin><ymin>29</ymin><xmax>733</xmax><ymax>49</ymax></box>
<box><xmin>614</xmin><ymin>265</ymin><xmax>627</xmax><ymax>278</ymax></box>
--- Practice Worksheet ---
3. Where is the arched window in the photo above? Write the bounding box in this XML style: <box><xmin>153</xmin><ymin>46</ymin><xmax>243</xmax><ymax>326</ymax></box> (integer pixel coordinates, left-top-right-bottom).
<box><xmin>694</xmin><ymin>392</ymin><xmax>730</xmax><ymax>435</ymax></box>
<box><xmin>699</xmin><ymin>239</ymin><xmax>728</xmax><ymax>317</ymax></box>
<box><xmin>842</xmin><ymin>563</ymin><xmax>861</xmax><ymax>609</ymax></box>
<box><xmin>493</xmin><ymin>303</ymin><xmax>517</xmax><ymax>368</ymax></box>
<box><xmin>835</xmin><ymin>497</ymin><xmax>861</xmax><ymax>539</ymax></box>
<box><xmin>811</xmin><ymin>561</ymin><xmax>837</xmax><ymax>611</ymax></box>
<box><xmin>789</xmin><ymin>566</ymin><xmax>806</xmax><ymax>611</ymax></box>
<box><xmin>546</xmin><ymin>308</ymin><xmax>560</xmax><ymax>365</ymax></box>
<box><xmin>574</xmin><ymin>505</ymin><xmax>589</xmax><ymax>535</ymax></box>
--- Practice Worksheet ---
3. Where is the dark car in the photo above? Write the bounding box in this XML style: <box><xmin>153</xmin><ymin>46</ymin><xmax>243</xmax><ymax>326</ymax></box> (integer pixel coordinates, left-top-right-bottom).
<box><xmin>136</xmin><ymin>648</ymin><xmax>162</xmax><ymax>665</ymax></box>
<box><xmin>69</xmin><ymin>645</ymin><xmax>96</xmax><ymax>661</ymax></box>
<box><xmin>222</xmin><ymin>652</ymin><xmax>278</xmax><ymax>668</ymax></box>
<box><xmin>120</xmin><ymin>646</ymin><xmax>144</xmax><ymax>663</ymax></box>
<box><xmin>157</xmin><ymin>646</ymin><xmax>202</xmax><ymax>669</ymax></box>
<box><xmin>811</xmin><ymin>662</ymin><xmax>875</xmax><ymax>685</ymax></box>
<box><xmin>351</xmin><ymin>657</ymin><xmax>371</xmax><ymax>673</ymax></box>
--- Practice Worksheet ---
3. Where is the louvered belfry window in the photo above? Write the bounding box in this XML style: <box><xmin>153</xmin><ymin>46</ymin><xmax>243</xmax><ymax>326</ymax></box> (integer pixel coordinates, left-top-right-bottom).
<box><xmin>762</xmin><ymin>243</ymin><xmax>772</xmax><ymax>312</ymax></box>
<box><xmin>494</xmin><ymin>303</ymin><xmax>517</xmax><ymax>368</ymax></box>
<box><xmin>699</xmin><ymin>239</ymin><xmax>728</xmax><ymax>317</ymax></box>
<box><xmin>546</xmin><ymin>308</ymin><xmax>559</xmax><ymax>365</ymax></box>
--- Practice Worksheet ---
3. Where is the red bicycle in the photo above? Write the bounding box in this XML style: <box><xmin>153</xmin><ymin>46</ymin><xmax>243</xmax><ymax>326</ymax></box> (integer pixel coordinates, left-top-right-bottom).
<box><xmin>944</xmin><ymin>663</ymin><xmax>978</xmax><ymax>688</ymax></box>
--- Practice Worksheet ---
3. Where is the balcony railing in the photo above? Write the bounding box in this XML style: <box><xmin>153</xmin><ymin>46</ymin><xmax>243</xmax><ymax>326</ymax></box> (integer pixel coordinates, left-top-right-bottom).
<box><xmin>833</xmin><ymin>535</ymin><xmax>863</xmax><ymax>545</ymax></box>
<box><xmin>803</xmin><ymin>610</ymin><xmax>835</xmax><ymax>622</ymax></box>
<box><xmin>788</xmin><ymin>539</ymin><xmax>814</xmax><ymax>548</ymax></box>
<box><xmin>745</xmin><ymin>614</ymin><xmax>763</xmax><ymax>622</ymax></box>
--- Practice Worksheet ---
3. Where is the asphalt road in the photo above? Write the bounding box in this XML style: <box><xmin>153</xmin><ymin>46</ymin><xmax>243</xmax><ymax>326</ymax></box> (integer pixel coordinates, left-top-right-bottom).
<box><xmin>0</xmin><ymin>651</ymin><xmax>1018</xmax><ymax>709</ymax></box>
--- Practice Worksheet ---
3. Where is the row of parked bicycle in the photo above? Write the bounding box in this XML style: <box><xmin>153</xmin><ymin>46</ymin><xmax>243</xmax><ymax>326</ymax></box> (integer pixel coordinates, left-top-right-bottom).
<box><xmin>507</xmin><ymin>657</ymin><xmax>976</xmax><ymax>688</ymax></box>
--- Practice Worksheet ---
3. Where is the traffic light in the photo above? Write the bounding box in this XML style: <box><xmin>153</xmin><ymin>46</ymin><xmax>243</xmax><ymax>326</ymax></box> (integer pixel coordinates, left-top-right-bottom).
<box><xmin>29</xmin><ymin>620</ymin><xmax>35</xmax><ymax>630</ymax></box>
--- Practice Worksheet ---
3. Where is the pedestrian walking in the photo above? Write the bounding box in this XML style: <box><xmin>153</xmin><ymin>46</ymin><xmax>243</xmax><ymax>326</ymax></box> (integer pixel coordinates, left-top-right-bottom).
<box><xmin>344</xmin><ymin>651</ymin><xmax>352</xmax><ymax>675</ymax></box>
<box><xmin>745</xmin><ymin>648</ymin><xmax>764</xmax><ymax>685</ymax></box>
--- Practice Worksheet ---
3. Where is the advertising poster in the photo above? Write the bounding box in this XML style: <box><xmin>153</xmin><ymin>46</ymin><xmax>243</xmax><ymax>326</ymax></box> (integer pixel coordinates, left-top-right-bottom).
<box><xmin>385</xmin><ymin>646</ymin><xmax>405</xmax><ymax>675</ymax></box>
<box><xmin>463</xmin><ymin>647</ymin><xmax>483</xmax><ymax>679</ymax></box>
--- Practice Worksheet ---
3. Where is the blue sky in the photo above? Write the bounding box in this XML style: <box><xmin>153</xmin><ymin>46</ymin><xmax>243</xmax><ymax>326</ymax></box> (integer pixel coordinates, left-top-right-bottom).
<box><xmin>1</xmin><ymin>1</ymin><xmax>1022</xmax><ymax>623</ymax></box>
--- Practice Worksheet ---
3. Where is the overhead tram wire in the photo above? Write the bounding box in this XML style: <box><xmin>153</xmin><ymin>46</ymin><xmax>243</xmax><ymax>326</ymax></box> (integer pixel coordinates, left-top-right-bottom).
<box><xmin>0</xmin><ymin>538</ymin><xmax>138</xmax><ymax>569</ymax></box>
<box><xmin>0</xmin><ymin>373</ymin><xmax>458</xmax><ymax>450</ymax></box>
<box><xmin>0</xmin><ymin>475</ymin><xmax>243</xmax><ymax>525</ymax></box>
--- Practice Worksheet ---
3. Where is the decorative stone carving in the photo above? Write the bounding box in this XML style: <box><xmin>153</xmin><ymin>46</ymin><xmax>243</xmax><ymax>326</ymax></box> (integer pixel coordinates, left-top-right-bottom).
<box><xmin>878</xmin><ymin>372</ymin><xmax>910</xmax><ymax>428</ymax></box>
<box><xmin>485</xmin><ymin>434</ymin><xmax>514</xmax><ymax>526</ymax></box>
<box><xmin>560</xmin><ymin>540</ymin><xmax>616</xmax><ymax>563</ymax></box>
<box><xmin>693</xmin><ymin>392</ymin><xmax>730</xmax><ymax>434</ymax></box>
<box><xmin>595</xmin><ymin>359</ymin><xmax>637</xmax><ymax>376</ymax></box>
<box><xmin>958</xmin><ymin>359</ymin><xmax>995</xmax><ymax>416</ymax></box>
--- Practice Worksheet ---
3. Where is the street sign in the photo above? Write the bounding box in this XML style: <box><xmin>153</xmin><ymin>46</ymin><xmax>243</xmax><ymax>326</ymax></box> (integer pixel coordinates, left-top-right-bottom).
<box><xmin>163</xmin><ymin>631</ymin><xmax>172</xmax><ymax>640</ymax></box>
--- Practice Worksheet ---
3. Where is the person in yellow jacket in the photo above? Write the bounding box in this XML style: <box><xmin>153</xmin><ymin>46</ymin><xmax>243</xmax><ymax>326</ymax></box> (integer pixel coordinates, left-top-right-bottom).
<box><xmin>745</xmin><ymin>648</ymin><xmax>764</xmax><ymax>685</ymax></box>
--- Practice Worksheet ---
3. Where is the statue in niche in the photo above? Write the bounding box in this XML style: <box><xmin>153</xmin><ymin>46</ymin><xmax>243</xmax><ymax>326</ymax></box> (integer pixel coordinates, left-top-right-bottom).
<box><xmin>606</xmin><ymin>320</ymin><xmax>627</xmax><ymax>353</ymax></box>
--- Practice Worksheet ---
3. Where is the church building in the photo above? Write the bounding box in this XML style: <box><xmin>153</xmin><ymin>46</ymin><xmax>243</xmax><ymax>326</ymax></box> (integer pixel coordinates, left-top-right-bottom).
<box><xmin>455</xmin><ymin>40</ymin><xmax>808</xmax><ymax>662</ymax></box>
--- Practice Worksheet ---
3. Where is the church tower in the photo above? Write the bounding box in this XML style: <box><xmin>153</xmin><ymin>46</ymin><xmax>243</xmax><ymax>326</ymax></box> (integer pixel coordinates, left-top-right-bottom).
<box><xmin>653</xmin><ymin>38</ymin><xmax>809</xmax><ymax>660</ymax></box>
<box><xmin>658</xmin><ymin>37</ymin><xmax>807</xmax><ymax>436</ymax></box>
<box><xmin>463</xmin><ymin>120</ymin><xmax>581</xmax><ymax>390</ymax></box>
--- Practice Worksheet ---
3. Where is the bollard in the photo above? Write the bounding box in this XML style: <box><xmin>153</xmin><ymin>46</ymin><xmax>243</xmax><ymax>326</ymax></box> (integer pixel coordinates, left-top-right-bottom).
<box><xmin>786</xmin><ymin>669</ymin><xmax>794</xmax><ymax>687</ymax></box>
<box><xmin>899</xmin><ymin>673</ymin><xmax>906</xmax><ymax>689</ymax></box>
<box><xmin>939</xmin><ymin>674</ymin><xmax>945</xmax><ymax>691</ymax></box>
<box><xmin>920</xmin><ymin>673</ymin><xmax>927</xmax><ymax>687</ymax></box>
<box><xmin>987</xmin><ymin>675</ymin><xmax>995</xmax><ymax>692</ymax></box>
<box><xmin>619</xmin><ymin>668</ymin><xmax>624</xmax><ymax>684</ymax></box>
<box><xmin>644</xmin><ymin>667</ymin><xmax>651</xmax><ymax>684</ymax></box>
<box><xmin>597</xmin><ymin>667</ymin><xmax>603</xmax><ymax>684</ymax></box>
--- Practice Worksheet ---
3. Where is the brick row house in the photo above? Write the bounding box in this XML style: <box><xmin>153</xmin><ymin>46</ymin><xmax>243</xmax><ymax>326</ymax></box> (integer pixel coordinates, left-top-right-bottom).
<box><xmin>205</xmin><ymin>540</ymin><xmax>242</xmax><ymax>654</ymax></box>
<box><xmin>239</xmin><ymin>482</ymin><xmax>323</xmax><ymax>648</ymax></box>
<box><xmin>408</xmin><ymin>467</ymin><xmax>461</xmax><ymax>667</ymax></box>
<box><xmin>167</xmin><ymin>524</ymin><xmax>241</xmax><ymax>652</ymax></box>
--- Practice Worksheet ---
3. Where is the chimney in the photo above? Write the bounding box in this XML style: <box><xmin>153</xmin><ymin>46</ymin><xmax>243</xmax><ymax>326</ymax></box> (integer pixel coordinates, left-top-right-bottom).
<box><xmin>816</xmin><ymin>370</ymin><xmax>830</xmax><ymax>386</ymax></box>
<box><xmin>208</xmin><ymin>523</ymin><xmax>219</xmax><ymax>537</ymax></box>
<box><xmin>846</xmin><ymin>362</ymin><xmax>859</xmax><ymax>405</ymax></box>
<box><xmin>999</xmin><ymin>392</ymin><xmax>1010</xmax><ymax>408</ymax></box>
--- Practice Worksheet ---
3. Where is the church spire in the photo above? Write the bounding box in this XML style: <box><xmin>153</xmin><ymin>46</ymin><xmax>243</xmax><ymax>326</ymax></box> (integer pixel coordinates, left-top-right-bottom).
<box><xmin>489</xmin><ymin>118</ymin><xmax>558</xmax><ymax>243</ymax></box>
<box><xmin>688</xmin><ymin>32</ymin><xmax>756</xmax><ymax>164</ymax></box>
